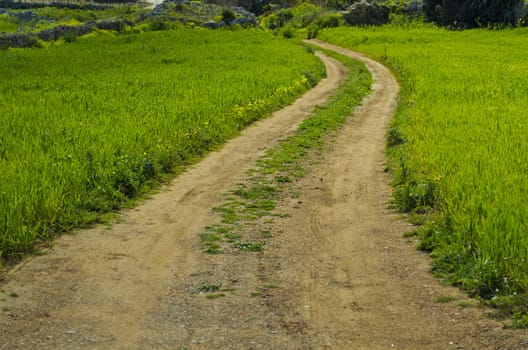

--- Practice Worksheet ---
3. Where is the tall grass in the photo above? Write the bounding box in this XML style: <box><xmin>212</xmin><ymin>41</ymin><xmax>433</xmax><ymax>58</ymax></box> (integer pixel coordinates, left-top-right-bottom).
<box><xmin>0</xmin><ymin>28</ymin><xmax>324</xmax><ymax>261</ymax></box>
<box><xmin>320</xmin><ymin>25</ymin><xmax>528</xmax><ymax>308</ymax></box>
<box><xmin>0</xmin><ymin>15</ymin><xmax>19</xmax><ymax>32</ymax></box>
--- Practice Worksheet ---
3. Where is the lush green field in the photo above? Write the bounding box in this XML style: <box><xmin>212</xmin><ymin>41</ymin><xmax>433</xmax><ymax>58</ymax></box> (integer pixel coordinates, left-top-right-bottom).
<box><xmin>320</xmin><ymin>25</ymin><xmax>528</xmax><ymax>316</ymax></box>
<box><xmin>0</xmin><ymin>28</ymin><xmax>324</xmax><ymax>261</ymax></box>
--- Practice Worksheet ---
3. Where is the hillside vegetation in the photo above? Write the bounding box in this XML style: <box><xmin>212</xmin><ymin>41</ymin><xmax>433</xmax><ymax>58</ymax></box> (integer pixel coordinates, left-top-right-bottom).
<box><xmin>320</xmin><ymin>24</ymin><xmax>528</xmax><ymax>324</ymax></box>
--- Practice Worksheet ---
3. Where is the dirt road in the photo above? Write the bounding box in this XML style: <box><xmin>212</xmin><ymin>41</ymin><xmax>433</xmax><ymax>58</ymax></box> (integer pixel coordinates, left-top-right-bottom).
<box><xmin>1</xmin><ymin>42</ymin><xmax>526</xmax><ymax>349</ymax></box>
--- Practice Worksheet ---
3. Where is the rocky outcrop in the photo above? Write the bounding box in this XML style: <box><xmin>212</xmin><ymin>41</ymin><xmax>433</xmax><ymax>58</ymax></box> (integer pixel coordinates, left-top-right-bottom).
<box><xmin>0</xmin><ymin>0</ymin><xmax>113</xmax><ymax>10</ymax></box>
<box><xmin>389</xmin><ymin>0</ymin><xmax>423</xmax><ymax>18</ymax></box>
<box><xmin>0</xmin><ymin>19</ymin><xmax>133</xmax><ymax>48</ymax></box>
<box><xmin>343</xmin><ymin>0</ymin><xmax>390</xmax><ymax>26</ymax></box>
<box><xmin>148</xmin><ymin>0</ymin><xmax>257</xmax><ymax>28</ymax></box>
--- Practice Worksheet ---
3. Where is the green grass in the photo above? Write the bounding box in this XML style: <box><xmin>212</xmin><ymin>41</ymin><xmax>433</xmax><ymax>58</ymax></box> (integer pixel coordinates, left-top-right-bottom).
<box><xmin>0</xmin><ymin>15</ymin><xmax>20</xmax><ymax>32</ymax></box>
<box><xmin>319</xmin><ymin>24</ymin><xmax>528</xmax><ymax>313</ymax></box>
<box><xmin>0</xmin><ymin>28</ymin><xmax>325</xmax><ymax>262</ymax></box>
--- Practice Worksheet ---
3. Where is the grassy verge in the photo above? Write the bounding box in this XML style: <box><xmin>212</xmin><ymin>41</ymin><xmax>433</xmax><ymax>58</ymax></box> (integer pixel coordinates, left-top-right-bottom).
<box><xmin>0</xmin><ymin>29</ymin><xmax>324</xmax><ymax>264</ymax></box>
<box><xmin>319</xmin><ymin>23</ymin><xmax>528</xmax><ymax>324</ymax></box>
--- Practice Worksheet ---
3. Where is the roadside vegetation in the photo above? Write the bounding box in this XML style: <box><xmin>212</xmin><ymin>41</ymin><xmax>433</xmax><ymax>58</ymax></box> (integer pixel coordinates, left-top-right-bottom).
<box><xmin>319</xmin><ymin>24</ymin><xmax>528</xmax><ymax>324</ymax></box>
<box><xmin>0</xmin><ymin>28</ymin><xmax>324</xmax><ymax>264</ymax></box>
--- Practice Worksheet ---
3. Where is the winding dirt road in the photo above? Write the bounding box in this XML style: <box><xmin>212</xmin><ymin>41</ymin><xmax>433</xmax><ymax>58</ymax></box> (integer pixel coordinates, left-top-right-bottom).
<box><xmin>1</xmin><ymin>41</ymin><xmax>527</xmax><ymax>349</ymax></box>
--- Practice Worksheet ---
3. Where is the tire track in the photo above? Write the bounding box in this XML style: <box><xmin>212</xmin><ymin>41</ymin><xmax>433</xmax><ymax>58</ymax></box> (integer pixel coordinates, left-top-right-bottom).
<box><xmin>0</xmin><ymin>52</ymin><xmax>348</xmax><ymax>350</ymax></box>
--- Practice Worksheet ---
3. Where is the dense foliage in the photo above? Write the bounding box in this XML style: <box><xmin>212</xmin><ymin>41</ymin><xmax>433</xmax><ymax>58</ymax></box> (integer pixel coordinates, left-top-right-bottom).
<box><xmin>320</xmin><ymin>24</ymin><xmax>528</xmax><ymax>321</ymax></box>
<box><xmin>423</xmin><ymin>0</ymin><xmax>523</xmax><ymax>27</ymax></box>
<box><xmin>0</xmin><ymin>29</ymin><xmax>324</xmax><ymax>262</ymax></box>
<box><xmin>260</xmin><ymin>3</ymin><xmax>342</xmax><ymax>39</ymax></box>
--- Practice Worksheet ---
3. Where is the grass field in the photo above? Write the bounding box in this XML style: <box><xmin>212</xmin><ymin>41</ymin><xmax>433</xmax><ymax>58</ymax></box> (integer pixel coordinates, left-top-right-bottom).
<box><xmin>320</xmin><ymin>24</ymin><xmax>528</xmax><ymax>319</ymax></box>
<box><xmin>0</xmin><ymin>14</ymin><xmax>19</xmax><ymax>32</ymax></box>
<box><xmin>0</xmin><ymin>28</ymin><xmax>324</xmax><ymax>262</ymax></box>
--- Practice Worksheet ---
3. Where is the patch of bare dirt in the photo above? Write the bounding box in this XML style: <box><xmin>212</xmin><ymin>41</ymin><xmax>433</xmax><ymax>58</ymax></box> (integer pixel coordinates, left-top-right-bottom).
<box><xmin>1</xmin><ymin>42</ymin><xmax>527</xmax><ymax>350</ymax></box>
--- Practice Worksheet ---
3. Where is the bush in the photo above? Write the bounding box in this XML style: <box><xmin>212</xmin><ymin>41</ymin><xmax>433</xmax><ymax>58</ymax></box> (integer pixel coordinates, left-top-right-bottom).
<box><xmin>423</xmin><ymin>0</ymin><xmax>523</xmax><ymax>27</ymax></box>
<box><xmin>292</xmin><ymin>3</ymin><xmax>321</xmax><ymax>28</ymax></box>
<box><xmin>316</xmin><ymin>12</ymin><xmax>342</xmax><ymax>28</ymax></box>
<box><xmin>307</xmin><ymin>22</ymin><xmax>319</xmax><ymax>38</ymax></box>
<box><xmin>281</xmin><ymin>25</ymin><xmax>293</xmax><ymax>38</ymax></box>
<box><xmin>262</xmin><ymin>4</ymin><xmax>323</xmax><ymax>33</ymax></box>
<box><xmin>262</xmin><ymin>8</ymin><xmax>293</xmax><ymax>29</ymax></box>
<box><xmin>221</xmin><ymin>8</ymin><xmax>236</xmax><ymax>23</ymax></box>
<box><xmin>307</xmin><ymin>13</ymin><xmax>342</xmax><ymax>38</ymax></box>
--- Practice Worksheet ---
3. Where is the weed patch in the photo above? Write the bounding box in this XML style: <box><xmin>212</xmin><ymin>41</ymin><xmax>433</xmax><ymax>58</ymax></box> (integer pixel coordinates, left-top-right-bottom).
<box><xmin>197</xmin><ymin>284</ymin><xmax>222</xmax><ymax>293</ymax></box>
<box><xmin>233</xmin><ymin>242</ymin><xmax>264</xmax><ymax>252</ymax></box>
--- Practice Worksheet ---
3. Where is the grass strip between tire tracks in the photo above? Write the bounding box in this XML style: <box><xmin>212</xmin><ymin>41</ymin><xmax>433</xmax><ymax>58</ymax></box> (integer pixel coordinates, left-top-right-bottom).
<box><xmin>200</xmin><ymin>47</ymin><xmax>371</xmax><ymax>257</ymax></box>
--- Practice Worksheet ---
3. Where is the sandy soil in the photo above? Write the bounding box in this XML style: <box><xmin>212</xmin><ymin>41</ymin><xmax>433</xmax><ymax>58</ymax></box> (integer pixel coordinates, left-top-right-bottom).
<box><xmin>1</xmin><ymin>42</ymin><xmax>527</xmax><ymax>350</ymax></box>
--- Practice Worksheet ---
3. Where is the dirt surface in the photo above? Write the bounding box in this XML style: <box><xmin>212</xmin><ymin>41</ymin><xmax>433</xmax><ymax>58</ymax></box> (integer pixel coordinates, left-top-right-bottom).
<box><xmin>1</xmin><ymin>42</ymin><xmax>527</xmax><ymax>349</ymax></box>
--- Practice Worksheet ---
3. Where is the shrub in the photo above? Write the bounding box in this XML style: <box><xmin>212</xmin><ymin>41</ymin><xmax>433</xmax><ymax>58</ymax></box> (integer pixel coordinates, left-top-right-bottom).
<box><xmin>281</xmin><ymin>25</ymin><xmax>293</xmax><ymax>38</ymax></box>
<box><xmin>221</xmin><ymin>8</ymin><xmax>236</xmax><ymax>23</ymax></box>
<box><xmin>423</xmin><ymin>0</ymin><xmax>523</xmax><ymax>27</ymax></box>
<box><xmin>307</xmin><ymin>13</ymin><xmax>341</xmax><ymax>38</ymax></box>
<box><xmin>262</xmin><ymin>8</ymin><xmax>293</xmax><ymax>29</ymax></box>
<box><xmin>316</xmin><ymin>12</ymin><xmax>342</xmax><ymax>28</ymax></box>
<box><xmin>262</xmin><ymin>4</ymin><xmax>324</xmax><ymax>33</ymax></box>
<box><xmin>292</xmin><ymin>3</ymin><xmax>321</xmax><ymax>28</ymax></box>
